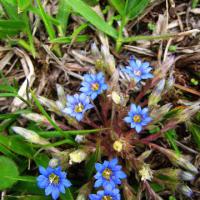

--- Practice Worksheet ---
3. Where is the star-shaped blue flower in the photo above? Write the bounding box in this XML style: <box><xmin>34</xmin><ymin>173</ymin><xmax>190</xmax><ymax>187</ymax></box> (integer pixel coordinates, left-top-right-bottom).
<box><xmin>89</xmin><ymin>184</ymin><xmax>120</xmax><ymax>200</ymax></box>
<box><xmin>124</xmin><ymin>104</ymin><xmax>152</xmax><ymax>133</ymax></box>
<box><xmin>80</xmin><ymin>72</ymin><xmax>108</xmax><ymax>100</ymax></box>
<box><xmin>122</xmin><ymin>57</ymin><xmax>153</xmax><ymax>83</ymax></box>
<box><xmin>63</xmin><ymin>93</ymin><xmax>94</xmax><ymax>121</ymax></box>
<box><xmin>37</xmin><ymin>166</ymin><xmax>72</xmax><ymax>200</ymax></box>
<box><xmin>94</xmin><ymin>158</ymin><xmax>126</xmax><ymax>188</ymax></box>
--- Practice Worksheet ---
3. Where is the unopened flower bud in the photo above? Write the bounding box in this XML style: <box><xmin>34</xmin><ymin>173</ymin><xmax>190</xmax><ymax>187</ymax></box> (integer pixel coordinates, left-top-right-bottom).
<box><xmin>91</xmin><ymin>43</ymin><xmax>100</xmax><ymax>58</ymax></box>
<box><xmin>75</xmin><ymin>135</ymin><xmax>85</xmax><ymax>143</ymax></box>
<box><xmin>154</xmin><ymin>56</ymin><xmax>175</xmax><ymax>78</ymax></box>
<box><xmin>21</xmin><ymin>113</ymin><xmax>48</xmax><ymax>124</ymax></box>
<box><xmin>38</xmin><ymin>96</ymin><xmax>59</xmax><ymax>112</ymax></box>
<box><xmin>113</xmin><ymin>140</ymin><xmax>123</xmax><ymax>152</ymax></box>
<box><xmin>158</xmin><ymin>147</ymin><xmax>198</xmax><ymax>174</ymax></box>
<box><xmin>178</xmin><ymin>185</ymin><xmax>193</xmax><ymax>197</ymax></box>
<box><xmin>69</xmin><ymin>149</ymin><xmax>87</xmax><ymax>164</ymax></box>
<box><xmin>76</xmin><ymin>194</ymin><xmax>87</xmax><ymax>200</ymax></box>
<box><xmin>111</xmin><ymin>91</ymin><xmax>121</xmax><ymax>105</ymax></box>
<box><xmin>49</xmin><ymin>158</ymin><xmax>60</xmax><ymax>168</ymax></box>
<box><xmin>12</xmin><ymin>126</ymin><xmax>46</xmax><ymax>144</ymax></box>
<box><xmin>175</xmin><ymin>101</ymin><xmax>200</xmax><ymax>123</ymax></box>
<box><xmin>101</xmin><ymin>45</ymin><xmax>116</xmax><ymax>75</ymax></box>
<box><xmin>149</xmin><ymin>79</ymin><xmax>165</xmax><ymax>107</ymax></box>
<box><xmin>12</xmin><ymin>126</ymin><xmax>59</xmax><ymax>153</ymax></box>
<box><xmin>56</xmin><ymin>84</ymin><xmax>66</xmax><ymax>106</ymax></box>
<box><xmin>166</xmin><ymin>71</ymin><xmax>175</xmax><ymax>90</ymax></box>
<box><xmin>150</xmin><ymin>103</ymin><xmax>172</xmax><ymax>121</ymax></box>
<box><xmin>56</xmin><ymin>100</ymin><xmax>65</xmax><ymax>110</ymax></box>
<box><xmin>180</xmin><ymin>171</ymin><xmax>195</xmax><ymax>181</ymax></box>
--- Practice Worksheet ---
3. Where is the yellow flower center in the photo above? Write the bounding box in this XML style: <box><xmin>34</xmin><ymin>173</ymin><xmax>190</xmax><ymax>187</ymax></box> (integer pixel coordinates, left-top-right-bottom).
<box><xmin>91</xmin><ymin>83</ymin><xmax>99</xmax><ymax>91</ymax></box>
<box><xmin>49</xmin><ymin>173</ymin><xmax>60</xmax><ymax>184</ymax></box>
<box><xmin>133</xmin><ymin>115</ymin><xmax>141</xmax><ymax>123</ymax></box>
<box><xmin>102</xmin><ymin>196</ymin><xmax>112</xmax><ymax>200</ymax></box>
<box><xmin>75</xmin><ymin>103</ymin><xmax>84</xmax><ymax>113</ymax></box>
<box><xmin>102</xmin><ymin>168</ymin><xmax>112</xmax><ymax>180</ymax></box>
<box><xmin>133</xmin><ymin>70</ymin><xmax>141</xmax><ymax>76</ymax></box>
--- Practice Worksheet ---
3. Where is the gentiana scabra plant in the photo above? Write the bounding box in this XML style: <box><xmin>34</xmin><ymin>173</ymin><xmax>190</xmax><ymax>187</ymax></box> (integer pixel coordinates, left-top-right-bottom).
<box><xmin>12</xmin><ymin>53</ymin><xmax>199</xmax><ymax>200</ymax></box>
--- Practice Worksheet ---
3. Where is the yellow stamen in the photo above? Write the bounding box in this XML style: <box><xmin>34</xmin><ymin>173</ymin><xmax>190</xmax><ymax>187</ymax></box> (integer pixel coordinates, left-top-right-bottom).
<box><xmin>49</xmin><ymin>173</ymin><xmax>59</xmax><ymax>184</ymax></box>
<box><xmin>91</xmin><ymin>83</ymin><xmax>99</xmax><ymax>91</ymax></box>
<box><xmin>133</xmin><ymin>70</ymin><xmax>141</xmax><ymax>76</ymax></box>
<box><xmin>103</xmin><ymin>196</ymin><xmax>112</xmax><ymax>200</ymax></box>
<box><xmin>102</xmin><ymin>168</ymin><xmax>112</xmax><ymax>180</ymax></box>
<box><xmin>75</xmin><ymin>103</ymin><xmax>84</xmax><ymax>113</ymax></box>
<box><xmin>133</xmin><ymin>115</ymin><xmax>141</xmax><ymax>123</ymax></box>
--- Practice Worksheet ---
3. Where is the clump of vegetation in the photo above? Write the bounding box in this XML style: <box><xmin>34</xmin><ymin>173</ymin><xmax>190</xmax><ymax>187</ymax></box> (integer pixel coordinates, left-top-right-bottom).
<box><xmin>0</xmin><ymin>0</ymin><xmax>200</xmax><ymax>200</ymax></box>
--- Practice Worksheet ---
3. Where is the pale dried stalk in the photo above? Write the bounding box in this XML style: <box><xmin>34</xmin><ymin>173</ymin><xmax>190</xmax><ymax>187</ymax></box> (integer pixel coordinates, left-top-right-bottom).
<box><xmin>11</xmin><ymin>49</ymin><xmax>35</xmax><ymax>111</ymax></box>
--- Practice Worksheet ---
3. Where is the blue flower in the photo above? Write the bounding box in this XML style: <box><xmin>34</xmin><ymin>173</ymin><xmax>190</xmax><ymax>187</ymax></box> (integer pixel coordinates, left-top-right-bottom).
<box><xmin>80</xmin><ymin>72</ymin><xmax>108</xmax><ymax>100</ymax></box>
<box><xmin>63</xmin><ymin>93</ymin><xmax>93</xmax><ymax>121</ymax></box>
<box><xmin>124</xmin><ymin>104</ymin><xmax>152</xmax><ymax>133</ymax></box>
<box><xmin>122</xmin><ymin>57</ymin><xmax>153</xmax><ymax>83</ymax></box>
<box><xmin>89</xmin><ymin>184</ymin><xmax>120</xmax><ymax>200</ymax></box>
<box><xmin>37</xmin><ymin>166</ymin><xmax>72</xmax><ymax>200</ymax></box>
<box><xmin>94</xmin><ymin>158</ymin><xmax>126</xmax><ymax>188</ymax></box>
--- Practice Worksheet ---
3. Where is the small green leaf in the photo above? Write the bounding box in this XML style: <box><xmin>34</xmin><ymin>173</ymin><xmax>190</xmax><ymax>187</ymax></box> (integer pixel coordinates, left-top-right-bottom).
<box><xmin>65</xmin><ymin>0</ymin><xmax>117</xmax><ymax>38</ymax></box>
<box><xmin>34</xmin><ymin>153</ymin><xmax>50</xmax><ymax>167</ymax></box>
<box><xmin>165</xmin><ymin>129</ymin><xmax>180</xmax><ymax>155</ymax></box>
<box><xmin>150</xmin><ymin>182</ymin><xmax>165</xmax><ymax>192</ymax></box>
<box><xmin>192</xmin><ymin>0</ymin><xmax>200</xmax><ymax>8</ymax></box>
<box><xmin>126</xmin><ymin>0</ymin><xmax>149</xmax><ymax>20</ymax></box>
<box><xmin>56</xmin><ymin>0</ymin><xmax>71</xmax><ymax>36</ymax></box>
<box><xmin>169</xmin><ymin>196</ymin><xmax>177</xmax><ymax>200</ymax></box>
<box><xmin>0</xmin><ymin>144</ymin><xmax>16</xmax><ymax>159</ymax></box>
<box><xmin>50</xmin><ymin>35</ymin><xmax>89</xmax><ymax>44</ymax></box>
<box><xmin>12</xmin><ymin>181</ymin><xmax>45</xmax><ymax>195</ymax></box>
<box><xmin>108</xmin><ymin>0</ymin><xmax>125</xmax><ymax>16</ymax></box>
<box><xmin>0</xmin><ymin>156</ymin><xmax>19</xmax><ymax>190</ymax></box>
<box><xmin>85</xmin><ymin>143</ymin><xmax>101</xmax><ymax>179</ymax></box>
<box><xmin>0</xmin><ymin>135</ymin><xmax>35</xmax><ymax>158</ymax></box>
<box><xmin>0</xmin><ymin>19</ymin><xmax>25</xmax><ymax>30</ymax></box>
<box><xmin>17</xmin><ymin>0</ymin><xmax>31</xmax><ymax>12</ymax></box>
<box><xmin>38</xmin><ymin>128</ymin><xmax>105</xmax><ymax>138</ymax></box>
<box><xmin>187</xmin><ymin>122</ymin><xmax>200</xmax><ymax>149</ymax></box>
<box><xmin>83</xmin><ymin>0</ymin><xmax>99</xmax><ymax>6</ymax></box>
<box><xmin>60</xmin><ymin>188</ymin><xmax>74</xmax><ymax>200</ymax></box>
<box><xmin>0</xmin><ymin>0</ymin><xmax>19</xmax><ymax>19</ymax></box>
<box><xmin>35</xmin><ymin>0</ymin><xmax>56</xmax><ymax>39</ymax></box>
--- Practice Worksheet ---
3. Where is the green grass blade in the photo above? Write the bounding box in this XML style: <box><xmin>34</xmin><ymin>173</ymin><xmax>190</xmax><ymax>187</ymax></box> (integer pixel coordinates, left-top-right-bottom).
<box><xmin>0</xmin><ymin>19</ymin><xmax>25</xmax><ymax>30</ymax></box>
<box><xmin>38</xmin><ymin>128</ymin><xmax>107</xmax><ymax>138</ymax></box>
<box><xmin>126</xmin><ymin>0</ymin><xmax>149</xmax><ymax>20</ymax></box>
<box><xmin>50</xmin><ymin>35</ymin><xmax>89</xmax><ymax>44</ymax></box>
<box><xmin>85</xmin><ymin>143</ymin><xmax>101</xmax><ymax>179</ymax></box>
<box><xmin>70</xmin><ymin>23</ymin><xmax>88</xmax><ymax>44</ymax></box>
<box><xmin>165</xmin><ymin>129</ymin><xmax>180</xmax><ymax>156</ymax></box>
<box><xmin>21</xmin><ymin>12</ymin><xmax>36</xmax><ymax>57</ymax></box>
<box><xmin>17</xmin><ymin>0</ymin><xmax>31</xmax><ymax>12</ymax></box>
<box><xmin>35</xmin><ymin>0</ymin><xmax>56</xmax><ymax>39</ymax></box>
<box><xmin>0</xmin><ymin>109</ymin><xmax>31</xmax><ymax>120</ymax></box>
<box><xmin>108</xmin><ymin>0</ymin><xmax>125</xmax><ymax>16</ymax></box>
<box><xmin>65</xmin><ymin>0</ymin><xmax>118</xmax><ymax>38</ymax></box>
<box><xmin>192</xmin><ymin>0</ymin><xmax>199</xmax><ymax>8</ymax></box>
<box><xmin>0</xmin><ymin>93</ymin><xmax>17</xmax><ymax>97</ymax></box>
<box><xmin>56</xmin><ymin>0</ymin><xmax>71</xmax><ymax>36</ymax></box>
<box><xmin>60</xmin><ymin>188</ymin><xmax>74</xmax><ymax>200</ymax></box>
<box><xmin>187</xmin><ymin>122</ymin><xmax>200</xmax><ymax>150</ymax></box>
<box><xmin>0</xmin><ymin>0</ymin><xmax>19</xmax><ymax>19</ymax></box>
